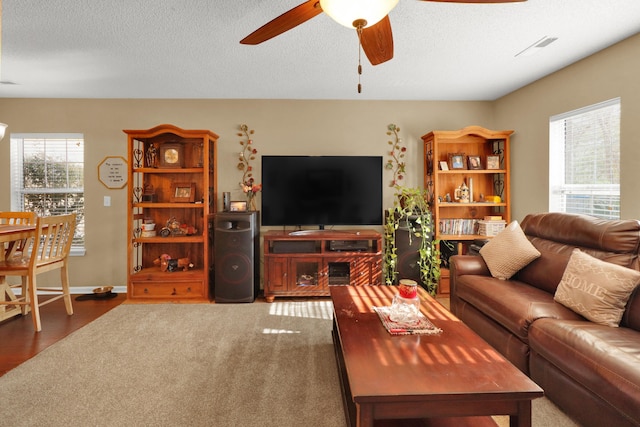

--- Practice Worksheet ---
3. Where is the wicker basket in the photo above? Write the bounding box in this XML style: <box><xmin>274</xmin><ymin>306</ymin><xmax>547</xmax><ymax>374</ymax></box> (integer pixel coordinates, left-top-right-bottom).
<box><xmin>477</xmin><ymin>220</ymin><xmax>506</xmax><ymax>237</ymax></box>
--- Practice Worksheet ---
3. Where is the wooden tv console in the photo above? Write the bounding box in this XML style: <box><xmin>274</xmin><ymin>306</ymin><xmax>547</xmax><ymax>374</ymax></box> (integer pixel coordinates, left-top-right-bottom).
<box><xmin>263</xmin><ymin>229</ymin><xmax>382</xmax><ymax>302</ymax></box>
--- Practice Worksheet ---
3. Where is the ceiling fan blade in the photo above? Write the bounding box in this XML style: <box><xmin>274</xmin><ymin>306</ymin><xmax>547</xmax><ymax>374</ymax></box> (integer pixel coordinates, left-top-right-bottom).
<box><xmin>360</xmin><ymin>16</ymin><xmax>394</xmax><ymax>66</ymax></box>
<box><xmin>240</xmin><ymin>1</ymin><xmax>323</xmax><ymax>45</ymax></box>
<box><xmin>421</xmin><ymin>0</ymin><xmax>526</xmax><ymax>3</ymax></box>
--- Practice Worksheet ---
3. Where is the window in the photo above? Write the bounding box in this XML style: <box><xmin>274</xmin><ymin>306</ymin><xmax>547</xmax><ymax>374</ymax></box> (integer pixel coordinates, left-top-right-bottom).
<box><xmin>10</xmin><ymin>134</ymin><xmax>85</xmax><ymax>255</ymax></box>
<box><xmin>549</xmin><ymin>98</ymin><xmax>620</xmax><ymax>220</ymax></box>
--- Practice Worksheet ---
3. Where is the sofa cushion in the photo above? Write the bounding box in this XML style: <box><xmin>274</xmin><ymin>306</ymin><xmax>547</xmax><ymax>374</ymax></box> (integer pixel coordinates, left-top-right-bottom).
<box><xmin>480</xmin><ymin>220</ymin><xmax>541</xmax><ymax>280</ymax></box>
<box><xmin>529</xmin><ymin>318</ymin><xmax>640</xmax><ymax>423</ymax></box>
<box><xmin>555</xmin><ymin>249</ymin><xmax>640</xmax><ymax>327</ymax></box>
<box><xmin>520</xmin><ymin>212</ymin><xmax>640</xmax><ymax>270</ymax></box>
<box><xmin>515</xmin><ymin>239</ymin><xmax>573</xmax><ymax>294</ymax></box>
<box><xmin>455</xmin><ymin>275</ymin><xmax>582</xmax><ymax>342</ymax></box>
<box><xmin>622</xmin><ymin>286</ymin><xmax>640</xmax><ymax>331</ymax></box>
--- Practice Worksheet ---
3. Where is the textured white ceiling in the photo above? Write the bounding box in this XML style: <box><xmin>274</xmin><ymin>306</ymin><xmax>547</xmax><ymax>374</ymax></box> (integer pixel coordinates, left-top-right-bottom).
<box><xmin>1</xmin><ymin>0</ymin><xmax>639</xmax><ymax>100</ymax></box>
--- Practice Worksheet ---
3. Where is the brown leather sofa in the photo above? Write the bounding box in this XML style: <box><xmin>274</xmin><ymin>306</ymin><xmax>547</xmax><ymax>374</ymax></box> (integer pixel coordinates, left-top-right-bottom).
<box><xmin>450</xmin><ymin>212</ymin><xmax>640</xmax><ymax>427</ymax></box>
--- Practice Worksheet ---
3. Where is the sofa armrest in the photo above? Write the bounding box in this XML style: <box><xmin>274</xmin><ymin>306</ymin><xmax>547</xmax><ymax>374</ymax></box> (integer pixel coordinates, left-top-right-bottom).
<box><xmin>449</xmin><ymin>255</ymin><xmax>490</xmax><ymax>315</ymax></box>
<box><xmin>450</xmin><ymin>254</ymin><xmax>490</xmax><ymax>277</ymax></box>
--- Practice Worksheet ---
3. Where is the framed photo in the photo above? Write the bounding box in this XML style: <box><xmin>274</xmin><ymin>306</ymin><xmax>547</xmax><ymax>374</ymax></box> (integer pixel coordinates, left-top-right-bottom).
<box><xmin>468</xmin><ymin>155</ymin><xmax>482</xmax><ymax>170</ymax></box>
<box><xmin>170</xmin><ymin>182</ymin><xmax>196</xmax><ymax>203</ymax></box>
<box><xmin>448</xmin><ymin>153</ymin><xmax>467</xmax><ymax>170</ymax></box>
<box><xmin>229</xmin><ymin>201</ymin><xmax>247</xmax><ymax>212</ymax></box>
<box><xmin>486</xmin><ymin>155</ymin><xmax>501</xmax><ymax>170</ymax></box>
<box><xmin>439</xmin><ymin>161</ymin><xmax>449</xmax><ymax>171</ymax></box>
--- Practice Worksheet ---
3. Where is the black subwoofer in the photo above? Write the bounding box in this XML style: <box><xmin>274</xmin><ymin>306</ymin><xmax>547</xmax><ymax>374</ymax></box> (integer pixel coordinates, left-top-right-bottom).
<box><xmin>394</xmin><ymin>215</ymin><xmax>431</xmax><ymax>284</ymax></box>
<box><xmin>213</xmin><ymin>211</ymin><xmax>259</xmax><ymax>303</ymax></box>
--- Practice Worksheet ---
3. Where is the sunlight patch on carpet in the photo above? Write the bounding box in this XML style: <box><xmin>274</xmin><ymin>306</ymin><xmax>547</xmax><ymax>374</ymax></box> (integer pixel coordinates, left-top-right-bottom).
<box><xmin>268</xmin><ymin>300</ymin><xmax>333</xmax><ymax>320</ymax></box>
<box><xmin>262</xmin><ymin>328</ymin><xmax>302</xmax><ymax>334</ymax></box>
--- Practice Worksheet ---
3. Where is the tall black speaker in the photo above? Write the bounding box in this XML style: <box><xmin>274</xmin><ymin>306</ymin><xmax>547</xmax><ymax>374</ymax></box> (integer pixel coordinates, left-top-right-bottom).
<box><xmin>394</xmin><ymin>215</ymin><xmax>431</xmax><ymax>284</ymax></box>
<box><xmin>213</xmin><ymin>211</ymin><xmax>259</xmax><ymax>303</ymax></box>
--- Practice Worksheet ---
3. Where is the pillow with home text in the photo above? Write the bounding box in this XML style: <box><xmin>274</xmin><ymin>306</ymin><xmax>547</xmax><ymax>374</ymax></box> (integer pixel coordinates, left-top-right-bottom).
<box><xmin>554</xmin><ymin>249</ymin><xmax>640</xmax><ymax>327</ymax></box>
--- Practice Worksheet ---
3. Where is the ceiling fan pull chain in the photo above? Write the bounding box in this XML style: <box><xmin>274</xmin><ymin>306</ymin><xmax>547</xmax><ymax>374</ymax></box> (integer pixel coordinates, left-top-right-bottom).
<box><xmin>356</xmin><ymin>24</ymin><xmax>364</xmax><ymax>94</ymax></box>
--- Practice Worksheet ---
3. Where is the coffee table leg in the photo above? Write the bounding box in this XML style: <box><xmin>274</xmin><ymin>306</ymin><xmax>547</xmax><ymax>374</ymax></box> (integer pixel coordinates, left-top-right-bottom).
<box><xmin>511</xmin><ymin>401</ymin><xmax>532</xmax><ymax>427</ymax></box>
<box><xmin>356</xmin><ymin>403</ymin><xmax>374</xmax><ymax>427</ymax></box>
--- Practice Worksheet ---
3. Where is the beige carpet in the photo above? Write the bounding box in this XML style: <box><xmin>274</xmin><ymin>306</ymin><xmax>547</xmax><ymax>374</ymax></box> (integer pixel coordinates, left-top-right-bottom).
<box><xmin>0</xmin><ymin>301</ymin><xmax>577</xmax><ymax>427</ymax></box>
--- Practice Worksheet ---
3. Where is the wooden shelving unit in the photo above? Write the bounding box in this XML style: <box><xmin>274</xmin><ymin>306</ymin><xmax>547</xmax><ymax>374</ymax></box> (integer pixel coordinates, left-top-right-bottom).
<box><xmin>422</xmin><ymin>125</ymin><xmax>513</xmax><ymax>242</ymax></box>
<box><xmin>422</xmin><ymin>126</ymin><xmax>513</xmax><ymax>295</ymax></box>
<box><xmin>124</xmin><ymin>124</ymin><xmax>218</xmax><ymax>302</ymax></box>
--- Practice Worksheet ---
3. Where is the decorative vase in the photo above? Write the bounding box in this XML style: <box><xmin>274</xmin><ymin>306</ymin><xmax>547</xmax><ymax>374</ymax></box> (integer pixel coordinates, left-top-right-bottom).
<box><xmin>390</xmin><ymin>279</ymin><xmax>420</xmax><ymax>322</ymax></box>
<box><xmin>247</xmin><ymin>193</ymin><xmax>257</xmax><ymax>211</ymax></box>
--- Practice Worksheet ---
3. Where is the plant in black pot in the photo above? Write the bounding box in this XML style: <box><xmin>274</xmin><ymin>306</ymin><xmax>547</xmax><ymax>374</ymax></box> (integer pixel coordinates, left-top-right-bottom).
<box><xmin>383</xmin><ymin>186</ymin><xmax>440</xmax><ymax>295</ymax></box>
<box><xmin>382</xmin><ymin>124</ymin><xmax>440</xmax><ymax>295</ymax></box>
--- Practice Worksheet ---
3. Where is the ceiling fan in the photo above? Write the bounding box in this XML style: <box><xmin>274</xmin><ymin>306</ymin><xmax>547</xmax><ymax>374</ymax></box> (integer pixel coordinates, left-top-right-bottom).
<box><xmin>240</xmin><ymin>0</ymin><xmax>527</xmax><ymax>68</ymax></box>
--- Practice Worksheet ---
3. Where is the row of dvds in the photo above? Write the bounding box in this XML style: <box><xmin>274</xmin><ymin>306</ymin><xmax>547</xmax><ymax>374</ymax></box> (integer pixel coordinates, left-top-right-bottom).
<box><xmin>439</xmin><ymin>218</ymin><xmax>479</xmax><ymax>235</ymax></box>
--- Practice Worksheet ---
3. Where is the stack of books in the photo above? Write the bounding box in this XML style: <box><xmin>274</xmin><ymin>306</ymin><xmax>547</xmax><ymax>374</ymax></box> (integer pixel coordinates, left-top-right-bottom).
<box><xmin>477</xmin><ymin>216</ymin><xmax>506</xmax><ymax>236</ymax></box>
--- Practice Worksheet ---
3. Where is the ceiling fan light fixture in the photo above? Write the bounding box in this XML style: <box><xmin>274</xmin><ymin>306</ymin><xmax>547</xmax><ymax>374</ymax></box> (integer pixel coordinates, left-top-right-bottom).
<box><xmin>319</xmin><ymin>0</ymin><xmax>398</xmax><ymax>29</ymax></box>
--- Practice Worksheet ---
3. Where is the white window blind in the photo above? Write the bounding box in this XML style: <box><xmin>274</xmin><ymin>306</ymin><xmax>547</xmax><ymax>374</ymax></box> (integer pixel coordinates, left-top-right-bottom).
<box><xmin>10</xmin><ymin>134</ymin><xmax>86</xmax><ymax>255</ymax></box>
<box><xmin>549</xmin><ymin>98</ymin><xmax>620</xmax><ymax>219</ymax></box>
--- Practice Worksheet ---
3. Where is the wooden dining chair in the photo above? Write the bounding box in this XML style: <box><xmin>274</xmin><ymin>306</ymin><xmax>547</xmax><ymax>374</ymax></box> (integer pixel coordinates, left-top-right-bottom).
<box><xmin>0</xmin><ymin>211</ymin><xmax>38</xmax><ymax>259</ymax></box>
<box><xmin>0</xmin><ymin>213</ymin><xmax>76</xmax><ymax>331</ymax></box>
<box><xmin>0</xmin><ymin>211</ymin><xmax>38</xmax><ymax>315</ymax></box>
<box><xmin>0</xmin><ymin>211</ymin><xmax>36</xmax><ymax>225</ymax></box>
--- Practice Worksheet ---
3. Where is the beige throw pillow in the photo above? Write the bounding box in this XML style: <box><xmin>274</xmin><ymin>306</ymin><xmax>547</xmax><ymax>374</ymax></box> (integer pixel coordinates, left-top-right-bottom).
<box><xmin>479</xmin><ymin>220</ymin><xmax>541</xmax><ymax>280</ymax></box>
<box><xmin>554</xmin><ymin>249</ymin><xmax>640</xmax><ymax>327</ymax></box>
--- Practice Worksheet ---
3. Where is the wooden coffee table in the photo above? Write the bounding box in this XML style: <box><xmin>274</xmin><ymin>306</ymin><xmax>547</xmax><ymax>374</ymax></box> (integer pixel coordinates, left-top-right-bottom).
<box><xmin>330</xmin><ymin>285</ymin><xmax>543</xmax><ymax>427</ymax></box>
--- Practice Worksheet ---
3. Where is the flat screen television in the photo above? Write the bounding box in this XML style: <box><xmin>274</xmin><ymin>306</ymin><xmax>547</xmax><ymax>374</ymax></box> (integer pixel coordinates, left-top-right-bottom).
<box><xmin>261</xmin><ymin>156</ymin><xmax>383</xmax><ymax>228</ymax></box>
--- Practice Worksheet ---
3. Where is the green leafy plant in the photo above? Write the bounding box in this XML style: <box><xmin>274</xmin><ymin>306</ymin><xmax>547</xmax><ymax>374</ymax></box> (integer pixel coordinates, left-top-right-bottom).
<box><xmin>383</xmin><ymin>187</ymin><xmax>440</xmax><ymax>295</ymax></box>
<box><xmin>383</xmin><ymin>124</ymin><xmax>440</xmax><ymax>294</ymax></box>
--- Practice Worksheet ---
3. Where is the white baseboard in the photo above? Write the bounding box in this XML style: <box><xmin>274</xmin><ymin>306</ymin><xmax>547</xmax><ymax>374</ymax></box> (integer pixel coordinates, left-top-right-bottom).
<box><xmin>11</xmin><ymin>286</ymin><xmax>127</xmax><ymax>295</ymax></box>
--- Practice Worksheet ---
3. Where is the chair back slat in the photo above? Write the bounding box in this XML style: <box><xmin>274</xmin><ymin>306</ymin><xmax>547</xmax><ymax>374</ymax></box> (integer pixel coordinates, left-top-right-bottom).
<box><xmin>0</xmin><ymin>211</ymin><xmax>37</xmax><ymax>225</ymax></box>
<box><xmin>1</xmin><ymin>212</ymin><xmax>38</xmax><ymax>258</ymax></box>
<box><xmin>31</xmin><ymin>214</ymin><xmax>76</xmax><ymax>268</ymax></box>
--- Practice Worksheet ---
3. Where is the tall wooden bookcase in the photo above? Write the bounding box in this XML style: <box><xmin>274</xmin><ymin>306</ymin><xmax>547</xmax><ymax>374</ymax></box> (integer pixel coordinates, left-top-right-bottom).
<box><xmin>125</xmin><ymin>124</ymin><xmax>218</xmax><ymax>302</ymax></box>
<box><xmin>422</xmin><ymin>125</ymin><xmax>513</xmax><ymax>274</ymax></box>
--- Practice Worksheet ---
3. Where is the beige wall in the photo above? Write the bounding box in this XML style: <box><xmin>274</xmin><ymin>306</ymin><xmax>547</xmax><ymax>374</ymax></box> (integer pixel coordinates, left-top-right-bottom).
<box><xmin>494</xmin><ymin>33</ymin><xmax>640</xmax><ymax>221</ymax></box>
<box><xmin>1</xmin><ymin>32</ymin><xmax>638</xmax><ymax>289</ymax></box>
<box><xmin>0</xmin><ymin>99</ymin><xmax>493</xmax><ymax>288</ymax></box>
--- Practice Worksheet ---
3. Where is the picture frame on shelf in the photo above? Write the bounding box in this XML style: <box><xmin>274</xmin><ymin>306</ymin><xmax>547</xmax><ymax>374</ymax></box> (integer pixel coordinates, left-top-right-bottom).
<box><xmin>230</xmin><ymin>201</ymin><xmax>247</xmax><ymax>212</ymax></box>
<box><xmin>468</xmin><ymin>155</ymin><xmax>482</xmax><ymax>170</ymax></box>
<box><xmin>448</xmin><ymin>153</ymin><xmax>467</xmax><ymax>170</ymax></box>
<box><xmin>170</xmin><ymin>182</ymin><xmax>196</xmax><ymax>203</ymax></box>
<box><xmin>486</xmin><ymin>155</ymin><xmax>501</xmax><ymax>170</ymax></box>
<box><xmin>439</xmin><ymin>161</ymin><xmax>449</xmax><ymax>171</ymax></box>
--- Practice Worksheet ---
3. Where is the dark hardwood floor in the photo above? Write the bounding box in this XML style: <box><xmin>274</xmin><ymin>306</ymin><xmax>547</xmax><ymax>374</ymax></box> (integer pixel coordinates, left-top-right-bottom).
<box><xmin>0</xmin><ymin>293</ymin><xmax>126</xmax><ymax>376</ymax></box>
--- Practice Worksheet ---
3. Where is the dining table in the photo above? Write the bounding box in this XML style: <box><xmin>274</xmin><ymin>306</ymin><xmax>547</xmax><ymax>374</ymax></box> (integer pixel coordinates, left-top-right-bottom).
<box><xmin>0</xmin><ymin>224</ymin><xmax>36</xmax><ymax>321</ymax></box>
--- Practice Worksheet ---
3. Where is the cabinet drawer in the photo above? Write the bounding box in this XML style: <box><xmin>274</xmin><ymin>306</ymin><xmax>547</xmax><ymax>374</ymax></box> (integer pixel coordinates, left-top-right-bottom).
<box><xmin>130</xmin><ymin>281</ymin><xmax>206</xmax><ymax>299</ymax></box>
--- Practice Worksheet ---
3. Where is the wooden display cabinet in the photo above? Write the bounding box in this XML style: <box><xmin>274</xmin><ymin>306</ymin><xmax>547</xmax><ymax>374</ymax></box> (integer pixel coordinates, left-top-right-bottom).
<box><xmin>263</xmin><ymin>230</ymin><xmax>382</xmax><ymax>302</ymax></box>
<box><xmin>124</xmin><ymin>124</ymin><xmax>218</xmax><ymax>302</ymax></box>
<box><xmin>422</xmin><ymin>125</ymin><xmax>513</xmax><ymax>243</ymax></box>
<box><xmin>423</xmin><ymin>126</ymin><xmax>513</xmax><ymax>295</ymax></box>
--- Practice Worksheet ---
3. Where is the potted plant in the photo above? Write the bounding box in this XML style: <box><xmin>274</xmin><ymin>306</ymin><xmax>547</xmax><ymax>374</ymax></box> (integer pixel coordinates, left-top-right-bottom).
<box><xmin>383</xmin><ymin>186</ymin><xmax>441</xmax><ymax>295</ymax></box>
<box><xmin>382</xmin><ymin>124</ymin><xmax>440</xmax><ymax>295</ymax></box>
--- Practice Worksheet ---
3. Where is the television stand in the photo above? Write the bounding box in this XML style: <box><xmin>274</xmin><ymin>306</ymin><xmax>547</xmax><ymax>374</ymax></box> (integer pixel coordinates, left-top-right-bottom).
<box><xmin>288</xmin><ymin>229</ymin><xmax>360</xmax><ymax>237</ymax></box>
<box><xmin>263</xmin><ymin>229</ymin><xmax>382</xmax><ymax>302</ymax></box>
